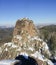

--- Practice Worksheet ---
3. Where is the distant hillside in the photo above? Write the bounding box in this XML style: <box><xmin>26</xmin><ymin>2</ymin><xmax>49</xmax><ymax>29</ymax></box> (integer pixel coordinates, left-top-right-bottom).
<box><xmin>0</xmin><ymin>27</ymin><xmax>14</xmax><ymax>46</ymax></box>
<box><xmin>39</xmin><ymin>25</ymin><xmax>56</xmax><ymax>41</ymax></box>
<box><xmin>39</xmin><ymin>25</ymin><xmax>56</xmax><ymax>58</ymax></box>
<box><xmin>39</xmin><ymin>25</ymin><xmax>56</xmax><ymax>32</ymax></box>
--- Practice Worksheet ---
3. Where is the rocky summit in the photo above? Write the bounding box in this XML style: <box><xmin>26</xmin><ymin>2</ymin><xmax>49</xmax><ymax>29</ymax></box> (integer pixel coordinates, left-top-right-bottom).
<box><xmin>12</xmin><ymin>18</ymin><xmax>38</xmax><ymax>43</ymax></box>
<box><xmin>0</xmin><ymin>18</ymin><xmax>54</xmax><ymax>65</ymax></box>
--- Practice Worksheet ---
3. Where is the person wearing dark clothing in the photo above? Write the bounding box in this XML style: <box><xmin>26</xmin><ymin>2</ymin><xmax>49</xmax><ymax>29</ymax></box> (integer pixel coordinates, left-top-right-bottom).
<box><xmin>15</xmin><ymin>55</ymin><xmax>38</xmax><ymax>65</ymax></box>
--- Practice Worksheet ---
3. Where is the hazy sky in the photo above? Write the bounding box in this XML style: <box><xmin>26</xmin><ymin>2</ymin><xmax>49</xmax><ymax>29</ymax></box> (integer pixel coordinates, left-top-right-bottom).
<box><xmin>0</xmin><ymin>0</ymin><xmax>56</xmax><ymax>25</ymax></box>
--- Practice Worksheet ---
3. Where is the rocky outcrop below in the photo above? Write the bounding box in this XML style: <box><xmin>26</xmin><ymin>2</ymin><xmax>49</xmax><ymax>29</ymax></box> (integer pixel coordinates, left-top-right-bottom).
<box><xmin>0</xmin><ymin>18</ymin><xmax>54</xmax><ymax>65</ymax></box>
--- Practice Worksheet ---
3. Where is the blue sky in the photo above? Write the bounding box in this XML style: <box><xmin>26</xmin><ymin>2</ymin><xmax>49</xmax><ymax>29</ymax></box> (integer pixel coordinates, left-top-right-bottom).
<box><xmin>0</xmin><ymin>0</ymin><xmax>56</xmax><ymax>25</ymax></box>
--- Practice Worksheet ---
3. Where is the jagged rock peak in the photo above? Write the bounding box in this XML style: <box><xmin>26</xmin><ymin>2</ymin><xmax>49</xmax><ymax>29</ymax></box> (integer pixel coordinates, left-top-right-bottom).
<box><xmin>13</xmin><ymin>18</ymin><xmax>38</xmax><ymax>35</ymax></box>
<box><xmin>12</xmin><ymin>18</ymin><xmax>39</xmax><ymax>43</ymax></box>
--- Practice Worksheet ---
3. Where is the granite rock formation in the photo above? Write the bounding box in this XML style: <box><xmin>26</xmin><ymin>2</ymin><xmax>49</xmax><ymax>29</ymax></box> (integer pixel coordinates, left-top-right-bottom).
<box><xmin>0</xmin><ymin>18</ymin><xmax>54</xmax><ymax>65</ymax></box>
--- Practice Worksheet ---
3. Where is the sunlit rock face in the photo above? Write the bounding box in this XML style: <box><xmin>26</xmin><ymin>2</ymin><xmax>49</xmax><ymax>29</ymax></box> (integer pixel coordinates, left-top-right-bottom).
<box><xmin>0</xmin><ymin>18</ymin><xmax>54</xmax><ymax>65</ymax></box>
<box><xmin>12</xmin><ymin>18</ymin><xmax>51</xmax><ymax>57</ymax></box>
<box><xmin>12</xmin><ymin>18</ymin><xmax>38</xmax><ymax>43</ymax></box>
<box><xmin>13</xmin><ymin>18</ymin><xmax>38</xmax><ymax>36</ymax></box>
